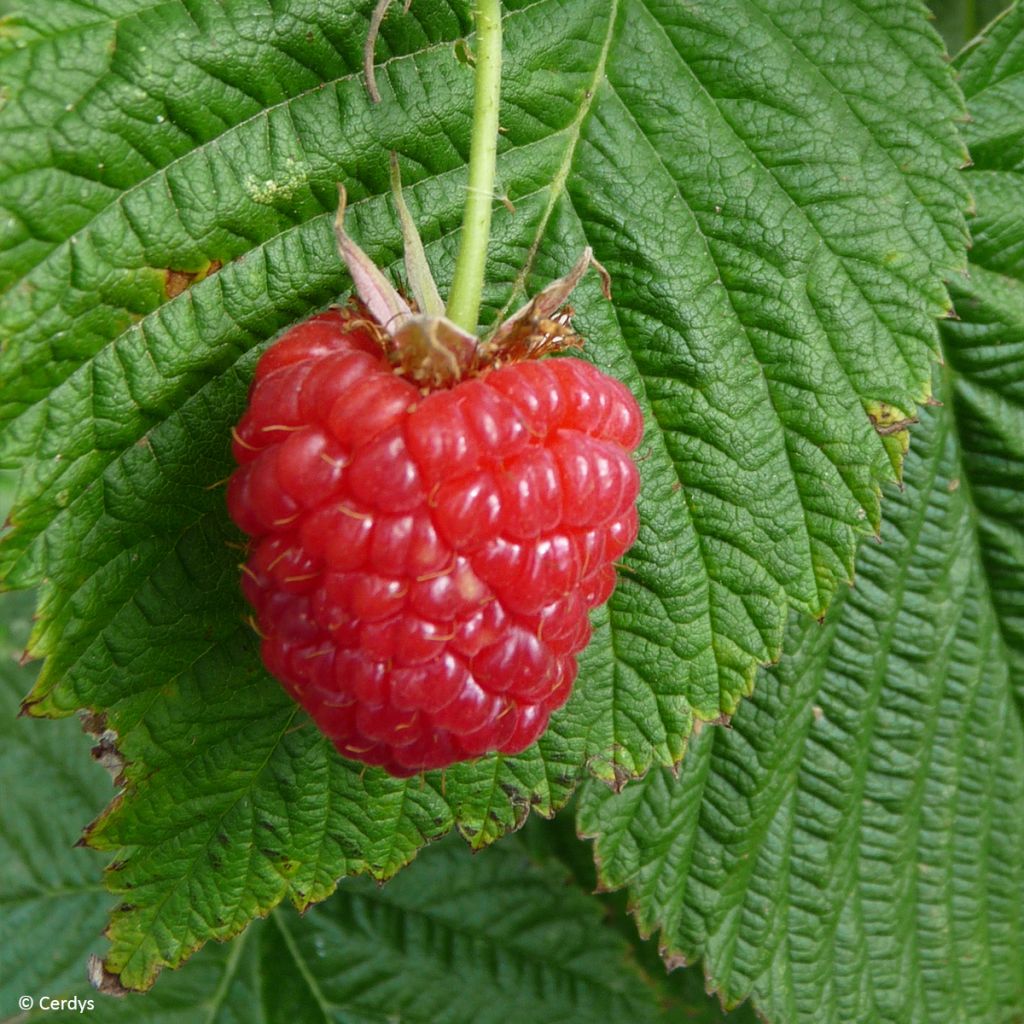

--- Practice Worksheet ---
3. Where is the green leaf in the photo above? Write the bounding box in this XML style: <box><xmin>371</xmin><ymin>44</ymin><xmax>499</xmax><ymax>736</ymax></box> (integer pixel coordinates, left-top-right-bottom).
<box><xmin>0</xmin><ymin>627</ymin><xmax>693</xmax><ymax>1024</ymax></box>
<box><xmin>521</xmin><ymin>806</ymin><xmax>760</xmax><ymax>1024</ymax></box>
<box><xmin>0</xmin><ymin>593</ymin><xmax>112</xmax><ymax>1016</ymax></box>
<box><xmin>40</xmin><ymin>845</ymin><xmax>676</xmax><ymax>1024</ymax></box>
<box><xmin>946</xmin><ymin>1</ymin><xmax>1024</xmax><ymax>698</ymax></box>
<box><xmin>0</xmin><ymin>0</ymin><xmax>967</xmax><ymax>989</ymax></box>
<box><xmin>577</xmin><ymin>9</ymin><xmax>1024</xmax><ymax>1019</ymax></box>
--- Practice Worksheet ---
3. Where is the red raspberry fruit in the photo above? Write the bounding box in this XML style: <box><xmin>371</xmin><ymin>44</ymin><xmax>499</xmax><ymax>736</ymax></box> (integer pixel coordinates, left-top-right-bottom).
<box><xmin>227</xmin><ymin>306</ymin><xmax>643</xmax><ymax>776</ymax></box>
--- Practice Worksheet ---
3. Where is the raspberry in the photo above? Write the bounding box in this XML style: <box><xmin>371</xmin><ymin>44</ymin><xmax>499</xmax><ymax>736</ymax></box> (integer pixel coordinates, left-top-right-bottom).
<box><xmin>227</xmin><ymin>305</ymin><xmax>643</xmax><ymax>776</ymax></box>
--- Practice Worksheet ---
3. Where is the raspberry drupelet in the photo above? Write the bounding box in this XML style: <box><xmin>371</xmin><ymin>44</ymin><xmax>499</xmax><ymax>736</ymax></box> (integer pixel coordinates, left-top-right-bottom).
<box><xmin>227</xmin><ymin>305</ymin><xmax>643</xmax><ymax>776</ymax></box>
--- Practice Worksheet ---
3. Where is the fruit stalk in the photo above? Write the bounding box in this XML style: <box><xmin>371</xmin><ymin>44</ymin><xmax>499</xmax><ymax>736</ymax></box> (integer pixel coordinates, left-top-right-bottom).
<box><xmin>445</xmin><ymin>0</ymin><xmax>503</xmax><ymax>335</ymax></box>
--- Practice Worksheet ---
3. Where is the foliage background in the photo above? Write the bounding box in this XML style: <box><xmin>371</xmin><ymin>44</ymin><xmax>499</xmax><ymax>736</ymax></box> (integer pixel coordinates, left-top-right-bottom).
<box><xmin>1</xmin><ymin>0</ymin><xmax>1021</xmax><ymax>1021</ymax></box>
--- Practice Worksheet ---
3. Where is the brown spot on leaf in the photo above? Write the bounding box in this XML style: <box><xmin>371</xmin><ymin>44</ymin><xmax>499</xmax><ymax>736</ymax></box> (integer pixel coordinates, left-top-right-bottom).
<box><xmin>661</xmin><ymin>949</ymin><xmax>689</xmax><ymax>971</ymax></box>
<box><xmin>163</xmin><ymin>260</ymin><xmax>222</xmax><ymax>299</ymax></box>
<box><xmin>88</xmin><ymin>955</ymin><xmax>131</xmax><ymax>997</ymax></box>
<box><xmin>608</xmin><ymin>761</ymin><xmax>633</xmax><ymax>794</ymax></box>
<box><xmin>867</xmin><ymin>400</ymin><xmax>917</xmax><ymax>437</ymax></box>
<box><xmin>90</xmin><ymin>728</ymin><xmax>127</xmax><ymax>787</ymax></box>
<box><xmin>691</xmin><ymin>713</ymin><xmax>731</xmax><ymax>738</ymax></box>
<box><xmin>19</xmin><ymin>693</ymin><xmax>45</xmax><ymax>717</ymax></box>
<box><xmin>79</xmin><ymin>710</ymin><xmax>108</xmax><ymax>736</ymax></box>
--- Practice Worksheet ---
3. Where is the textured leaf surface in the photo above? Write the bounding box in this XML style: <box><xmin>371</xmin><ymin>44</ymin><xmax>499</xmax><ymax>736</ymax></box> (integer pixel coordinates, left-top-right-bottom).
<box><xmin>578</xmin><ymin>10</ymin><xmax>1024</xmax><ymax>1020</ymax></box>
<box><xmin>0</xmin><ymin>606</ymin><xmax>689</xmax><ymax>1024</ymax></box>
<box><xmin>0</xmin><ymin>0</ymin><xmax>966</xmax><ymax>989</ymax></box>
<box><xmin>0</xmin><ymin>592</ymin><xmax>111</xmax><ymax>1017</ymax></box>
<box><xmin>946</xmin><ymin>2</ymin><xmax>1024</xmax><ymax>697</ymax></box>
<box><xmin>521</xmin><ymin>807</ymin><xmax>759</xmax><ymax>1024</ymax></box>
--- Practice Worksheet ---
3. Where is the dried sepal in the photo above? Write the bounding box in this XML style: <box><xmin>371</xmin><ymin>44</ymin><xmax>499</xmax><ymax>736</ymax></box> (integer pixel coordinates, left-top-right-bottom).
<box><xmin>391</xmin><ymin>316</ymin><xmax>479</xmax><ymax>388</ymax></box>
<box><xmin>389</xmin><ymin>152</ymin><xmax>445</xmax><ymax>319</ymax></box>
<box><xmin>496</xmin><ymin>247</ymin><xmax>611</xmax><ymax>337</ymax></box>
<box><xmin>481</xmin><ymin>247</ymin><xmax>611</xmax><ymax>366</ymax></box>
<box><xmin>334</xmin><ymin>185</ymin><xmax>414</xmax><ymax>333</ymax></box>
<box><xmin>334</xmin><ymin>186</ymin><xmax>610</xmax><ymax>388</ymax></box>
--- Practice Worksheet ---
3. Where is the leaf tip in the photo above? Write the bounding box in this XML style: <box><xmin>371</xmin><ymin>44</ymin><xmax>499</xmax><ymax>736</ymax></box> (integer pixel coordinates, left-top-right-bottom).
<box><xmin>661</xmin><ymin>950</ymin><xmax>689</xmax><ymax>972</ymax></box>
<box><xmin>17</xmin><ymin>687</ymin><xmax>45</xmax><ymax>716</ymax></box>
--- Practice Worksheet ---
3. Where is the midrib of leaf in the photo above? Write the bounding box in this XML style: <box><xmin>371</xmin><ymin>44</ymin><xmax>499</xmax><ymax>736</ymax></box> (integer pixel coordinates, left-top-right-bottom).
<box><xmin>269</xmin><ymin>911</ymin><xmax>333</xmax><ymax>1024</ymax></box>
<box><xmin>806</xmin><ymin>406</ymin><xmax>953</xmax><ymax>1001</ymax></box>
<box><xmin>347</xmin><ymin>882</ymin><xmax>651</xmax><ymax>1009</ymax></box>
<box><xmin>456</xmin><ymin>755</ymin><xmax>505</xmax><ymax>848</ymax></box>
<box><xmin>272</xmin><ymin>878</ymin><xmax>658</xmax><ymax>1024</ymax></box>
<box><xmin>492</xmin><ymin>0</ymin><xmax>618</xmax><ymax>321</ymax></box>
<box><xmin>607</xmin><ymin>618</ymin><xmax>665</xmax><ymax>766</ymax></box>
<box><xmin>937</xmin><ymin>602</ymin><xmax>1000</xmax><ymax>1017</ymax></box>
<box><xmin>296</xmin><ymin>743</ymin><xmax>338</xmax><ymax>910</ymax></box>
<box><xmin>0</xmin><ymin>883</ymin><xmax>105</xmax><ymax>904</ymax></box>
<box><xmin>964</xmin><ymin>67</ymin><xmax>1024</xmax><ymax>102</ymax></box>
<box><xmin>884</xmin><ymin>577</ymin><xmax>974</xmax><ymax>1017</ymax></box>
<box><xmin>620</xmin><ymin>726</ymin><xmax>716</xmax><ymax>925</ymax></box>
<box><xmin>200</xmin><ymin>925</ymin><xmax>254</xmax><ymax>1024</ymax></box>
<box><xmin>371</xmin><ymin>776</ymin><xmax>424</xmax><ymax>873</ymax></box>
<box><xmin>958</xmin><ymin>586</ymin><xmax>1019</xmax><ymax>1016</ymax></box>
<box><xmin>4</xmin><ymin>797</ymin><xmax>85</xmax><ymax>889</ymax></box>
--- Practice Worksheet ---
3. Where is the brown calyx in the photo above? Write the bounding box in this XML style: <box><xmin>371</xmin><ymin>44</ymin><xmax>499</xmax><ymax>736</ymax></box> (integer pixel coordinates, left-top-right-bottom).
<box><xmin>334</xmin><ymin>179</ymin><xmax>610</xmax><ymax>391</ymax></box>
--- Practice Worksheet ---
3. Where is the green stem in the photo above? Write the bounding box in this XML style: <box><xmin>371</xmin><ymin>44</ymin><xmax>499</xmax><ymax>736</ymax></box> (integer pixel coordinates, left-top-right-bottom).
<box><xmin>964</xmin><ymin>0</ymin><xmax>978</xmax><ymax>42</ymax></box>
<box><xmin>445</xmin><ymin>0</ymin><xmax>503</xmax><ymax>335</ymax></box>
